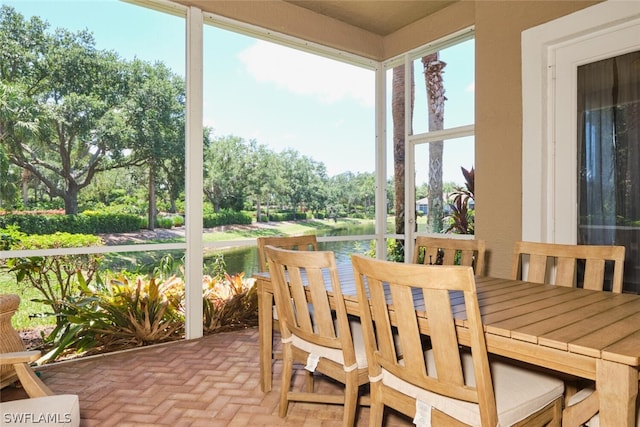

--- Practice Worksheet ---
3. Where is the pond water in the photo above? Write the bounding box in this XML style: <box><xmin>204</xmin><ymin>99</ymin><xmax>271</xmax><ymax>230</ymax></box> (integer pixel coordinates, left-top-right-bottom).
<box><xmin>209</xmin><ymin>222</ymin><xmax>376</xmax><ymax>276</ymax></box>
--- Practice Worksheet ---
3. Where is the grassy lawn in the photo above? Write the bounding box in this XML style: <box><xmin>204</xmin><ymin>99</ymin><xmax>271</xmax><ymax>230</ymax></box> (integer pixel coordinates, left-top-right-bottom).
<box><xmin>201</xmin><ymin>218</ymin><xmax>374</xmax><ymax>242</ymax></box>
<box><xmin>1</xmin><ymin>271</ymin><xmax>56</xmax><ymax>332</ymax></box>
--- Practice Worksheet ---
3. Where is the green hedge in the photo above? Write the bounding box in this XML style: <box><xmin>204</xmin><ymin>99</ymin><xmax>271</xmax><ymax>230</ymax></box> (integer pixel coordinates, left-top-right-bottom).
<box><xmin>0</xmin><ymin>213</ymin><xmax>142</xmax><ymax>234</ymax></box>
<box><xmin>6</xmin><ymin>229</ymin><xmax>104</xmax><ymax>250</ymax></box>
<box><xmin>267</xmin><ymin>212</ymin><xmax>308</xmax><ymax>222</ymax></box>
<box><xmin>1</xmin><ymin>209</ymin><xmax>300</xmax><ymax>234</ymax></box>
<box><xmin>203</xmin><ymin>210</ymin><xmax>252</xmax><ymax>228</ymax></box>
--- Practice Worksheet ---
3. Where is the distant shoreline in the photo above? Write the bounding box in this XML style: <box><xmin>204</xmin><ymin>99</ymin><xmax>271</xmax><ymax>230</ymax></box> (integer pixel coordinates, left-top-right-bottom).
<box><xmin>98</xmin><ymin>218</ymin><xmax>373</xmax><ymax>245</ymax></box>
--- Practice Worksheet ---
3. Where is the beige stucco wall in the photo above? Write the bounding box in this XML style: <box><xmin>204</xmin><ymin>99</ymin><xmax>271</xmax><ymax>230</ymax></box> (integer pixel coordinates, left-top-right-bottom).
<box><xmin>472</xmin><ymin>1</ymin><xmax>600</xmax><ymax>277</ymax></box>
<box><xmin>380</xmin><ymin>0</ymin><xmax>601</xmax><ymax>277</ymax></box>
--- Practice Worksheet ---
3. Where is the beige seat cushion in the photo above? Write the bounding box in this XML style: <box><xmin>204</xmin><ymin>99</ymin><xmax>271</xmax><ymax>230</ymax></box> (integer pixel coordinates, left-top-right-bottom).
<box><xmin>290</xmin><ymin>318</ymin><xmax>368</xmax><ymax>370</ymax></box>
<box><xmin>380</xmin><ymin>350</ymin><xmax>564</xmax><ymax>426</ymax></box>
<box><xmin>0</xmin><ymin>395</ymin><xmax>80</xmax><ymax>427</ymax></box>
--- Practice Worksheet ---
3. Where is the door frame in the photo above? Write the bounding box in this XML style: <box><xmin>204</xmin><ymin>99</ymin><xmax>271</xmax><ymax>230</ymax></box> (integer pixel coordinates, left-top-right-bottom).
<box><xmin>521</xmin><ymin>0</ymin><xmax>640</xmax><ymax>243</ymax></box>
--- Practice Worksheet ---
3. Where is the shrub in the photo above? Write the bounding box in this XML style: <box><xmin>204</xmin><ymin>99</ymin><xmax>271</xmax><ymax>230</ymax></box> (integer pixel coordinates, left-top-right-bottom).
<box><xmin>171</xmin><ymin>215</ymin><xmax>185</xmax><ymax>227</ymax></box>
<box><xmin>0</xmin><ymin>212</ymin><xmax>142</xmax><ymax>234</ymax></box>
<box><xmin>156</xmin><ymin>216</ymin><xmax>175</xmax><ymax>229</ymax></box>
<box><xmin>154</xmin><ymin>214</ymin><xmax>185</xmax><ymax>229</ymax></box>
<box><xmin>202</xmin><ymin>272</ymin><xmax>257</xmax><ymax>333</ymax></box>
<box><xmin>79</xmin><ymin>212</ymin><xmax>143</xmax><ymax>233</ymax></box>
<box><xmin>39</xmin><ymin>256</ymin><xmax>257</xmax><ymax>363</ymax></box>
<box><xmin>3</xmin><ymin>227</ymin><xmax>104</xmax><ymax>326</ymax></box>
<box><xmin>267</xmin><ymin>211</ymin><xmax>307</xmax><ymax>221</ymax></box>
<box><xmin>43</xmin><ymin>272</ymin><xmax>185</xmax><ymax>362</ymax></box>
<box><xmin>203</xmin><ymin>210</ymin><xmax>252</xmax><ymax>228</ymax></box>
<box><xmin>203</xmin><ymin>253</ymin><xmax>257</xmax><ymax>333</ymax></box>
<box><xmin>444</xmin><ymin>166</ymin><xmax>475</xmax><ymax>234</ymax></box>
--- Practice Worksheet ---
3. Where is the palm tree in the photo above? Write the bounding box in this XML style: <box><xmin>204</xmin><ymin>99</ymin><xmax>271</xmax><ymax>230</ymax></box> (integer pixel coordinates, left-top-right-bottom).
<box><xmin>391</xmin><ymin>64</ymin><xmax>414</xmax><ymax>260</ymax></box>
<box><xmin>391</xmin><ymin>54</ymin><xmax>446</xmax><ymax>258</ymax></box>
<box><xmin>422</xmin><ymin>53</ymin><xmax>446</xmax><ymax>233</ymax></box>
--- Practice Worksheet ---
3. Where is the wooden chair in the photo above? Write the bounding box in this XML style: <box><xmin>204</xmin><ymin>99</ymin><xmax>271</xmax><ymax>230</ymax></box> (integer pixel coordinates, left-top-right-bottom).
<box><xmin>510</xmin><ymin>242</ymin><xmax>627</xmax><ymax>426</ymax></box>
<box><xmin>0</xmin><ymin>351</ymin><xmax>80</xmax><ymax>427</ymax></box>
<box><xmin>413</xmin><ymin>236</ymin><xmax>486</xmax><ymax>276</ymax></box>
<box><xmin>0</xmin><ymin>294</ymin><xmax>80</xmax><ymax>427</ymax></box>
<box><xmin>256</xmin><ymin>235</ymin><xmax>318</xmax><ymax>273</ymax></box>
<box><xmin>511</xmin><ymin>241</ymin><xmax>625</xmax><ymax>292</ymax></box>
<box><xmin>564</xmin><ymin>386</ymin><xmax>640</xmax><ymax>427</ymax></box>
<box><xmin>1</xmin><ymin>294</ymin><xmax>26</xmax><ymax>389</ymax></box>
<box><xmin>257</xmin><ymin>235</ymin><xmax>318</xmax><ymax>365</ymax></box>
<box><xmin>351</xmin><ymin>254</ymin><xmax>564</xmax><ymax>426</ymax></box>
<box><xmin>265</xmin><ymin>246</ymin><xmax>368</xmax><ymax>427</ymax></box>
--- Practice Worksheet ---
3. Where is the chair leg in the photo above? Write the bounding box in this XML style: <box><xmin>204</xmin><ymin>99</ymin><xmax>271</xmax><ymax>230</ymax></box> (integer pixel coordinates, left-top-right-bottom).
<box><xmin>305</xmin><ymin>370</ymin><xmax>314</xmax><ymax>392</ymax></box>
<box><xmin>368</xmin><ymin>382</ymin><xmax>384</xmax><ymax>427</ymax></box>
<box><xmin>550</xmin><ymin>397</ymin><xmax>563</xmax><ymax>427</ymax></box>
<box><xmin>272</xmin><ymin>319</ymin><xmax>283</xmax><ymax>361</ymax></box>
<box><xmin>279</xmin><ymin>345</ymin><xmax>293</xmax><ymax>418</ymax></box>
<box><xmin>343</xmin><ymin>372</ymin><xmax>359</xmax><ymax>427</ymax></box>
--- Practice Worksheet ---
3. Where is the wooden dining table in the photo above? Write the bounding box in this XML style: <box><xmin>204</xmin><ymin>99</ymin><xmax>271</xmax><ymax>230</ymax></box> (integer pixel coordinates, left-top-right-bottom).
<box><xmin>254</xmin><ymin>263</ymin><xmax>640</xmax><ymax>426</ymax></box>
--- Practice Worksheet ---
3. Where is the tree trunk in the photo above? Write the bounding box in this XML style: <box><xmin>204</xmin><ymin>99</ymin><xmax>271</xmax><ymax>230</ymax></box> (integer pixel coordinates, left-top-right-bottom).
<box><xmin>392</xmin><ymin>64</ymin><xmax>415</xmax><ymax>260</ymax></box>
<box><xmin>392</xmin><ymin>65</ymin><xmax>406</xmax><ymax>237</ymax></box>
<box><xmin>148</xmin><ymin>161</ymin><xmax>156</xmax><ymax>230</ymax></box>
<box><xmin>21</xmin><ymin>169</ymin><xmax>29</xmax><ymax>207</ymax></box>
<box><xmin>422</xmin><ymin>54</ymin><xmax>446</xmax><ymax>233</ymax></box>
<box><xmin>256</xmin><ymin>199</ymin><xmax>262</xmax><ymax>222</ymax></box>
<box><xmin>62</xmin><ymin>182</ymin><xmax>79</xmax><ymax>215</ymax></box>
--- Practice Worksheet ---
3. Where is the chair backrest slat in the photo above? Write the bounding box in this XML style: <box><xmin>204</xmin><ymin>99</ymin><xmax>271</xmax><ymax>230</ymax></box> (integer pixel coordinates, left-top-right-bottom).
<box><xmin>555</xmin><ymin>257</ymin><xmax>577</xmax><ymax>286</ymax></box>
<box><xmin>511</xmin><ymin>241</ymin><xmax>625</xmax><ymax>293</ymax></box>
<box><xmin>583</xmin><ymin>259</ymin><xmax>606</xmax><ymax>291</ymax></box>
<box><xmin>351</xmin><ymin>255</ymin><xmax>498</xmax><ymax>425</ymax></box>
<box><xmin>413</xmin><ymin>236</ymin><xmax>486</xmax><ymax>276</ymax></box>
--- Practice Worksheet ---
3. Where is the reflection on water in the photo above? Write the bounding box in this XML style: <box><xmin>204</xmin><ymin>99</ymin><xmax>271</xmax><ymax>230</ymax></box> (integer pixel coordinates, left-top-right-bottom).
<box><xmin>208</xmin><ymin>223</ymin><xmax>376</xmax><ymax>275</ymax></box>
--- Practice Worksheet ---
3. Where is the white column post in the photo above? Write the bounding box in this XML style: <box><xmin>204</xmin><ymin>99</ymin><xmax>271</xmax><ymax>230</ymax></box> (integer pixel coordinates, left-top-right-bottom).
<box><xmin>184</xmin><ymin>6</ymin><xmax>203</xmax><ymax>339</ymax></box>
<box><xmin>374</xmin><ymin>62</ymin><xmax>387</xmax><ymax>260</ymax></box>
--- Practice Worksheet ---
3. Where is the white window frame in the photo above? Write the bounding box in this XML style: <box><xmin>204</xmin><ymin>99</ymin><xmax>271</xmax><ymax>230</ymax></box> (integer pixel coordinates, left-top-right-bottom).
<box><xmin>521</xmin><ymin>0</ymin><xmax>640</xmax><ymax>244</ymax></box>
<box><xmin>382</xmin><ymin>28</ymin><xmax>475</xmax><ymax>260</ymax></box>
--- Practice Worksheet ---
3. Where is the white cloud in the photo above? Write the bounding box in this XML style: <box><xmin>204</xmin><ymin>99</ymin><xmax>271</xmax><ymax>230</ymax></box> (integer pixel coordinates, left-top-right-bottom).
<box><xmin>238</xmin><ymin>40</ymin><xmax>374</xmax><ymax>107</ymax></box>
<box><xmin>203</xmin><ymin>117</ymin><xmax>218</xmax><ymax>130</ymax></box>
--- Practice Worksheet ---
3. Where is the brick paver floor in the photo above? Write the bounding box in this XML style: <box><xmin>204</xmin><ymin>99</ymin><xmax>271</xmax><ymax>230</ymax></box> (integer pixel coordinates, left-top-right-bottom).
<box><xmin>1</xmin><ymin>327</ymin><xmax>411</xmax><ymax>426</ymax></box>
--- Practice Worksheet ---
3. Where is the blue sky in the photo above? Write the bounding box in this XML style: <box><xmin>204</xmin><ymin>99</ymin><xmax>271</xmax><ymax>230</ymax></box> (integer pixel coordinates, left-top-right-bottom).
<box><xmin>6</xmin><ymin>0</ymin><xmax>474</xmax><ymax>184</ymax></box>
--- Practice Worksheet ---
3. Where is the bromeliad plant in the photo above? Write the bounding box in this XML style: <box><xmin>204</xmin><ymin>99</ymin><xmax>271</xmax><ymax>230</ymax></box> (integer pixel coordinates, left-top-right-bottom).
<box><xmin>203</xmin><ymin>272</ymin><xmax>257</xmax><ymax>333</ymax></box>
<box><xmin>41</xmin><ymin>253</ymin><xmax>257</xmax><ymax>363</ymax></box>
<box><xmin>203</xmin><ymin>255</ymin><xmax>257</xmax><ymax>333</ymax></box>
<box><xmin>43</xmin><ymin>271</ymin><xmax>185</xmax><ymax>362</ymax></box>
<box><xmin>1</xmin><ymin>226</ymin><xmax>103</xmax><ymax>327</ymax></box>
<box><xmin>445</xmin><ymin>166</ymin><xmax>475</xmax><ymax>234</ymax></box>
<box><xmin>93</xmin><ymin>273</ymin><xmax>185</xmax><ymax>345</ymax></box>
